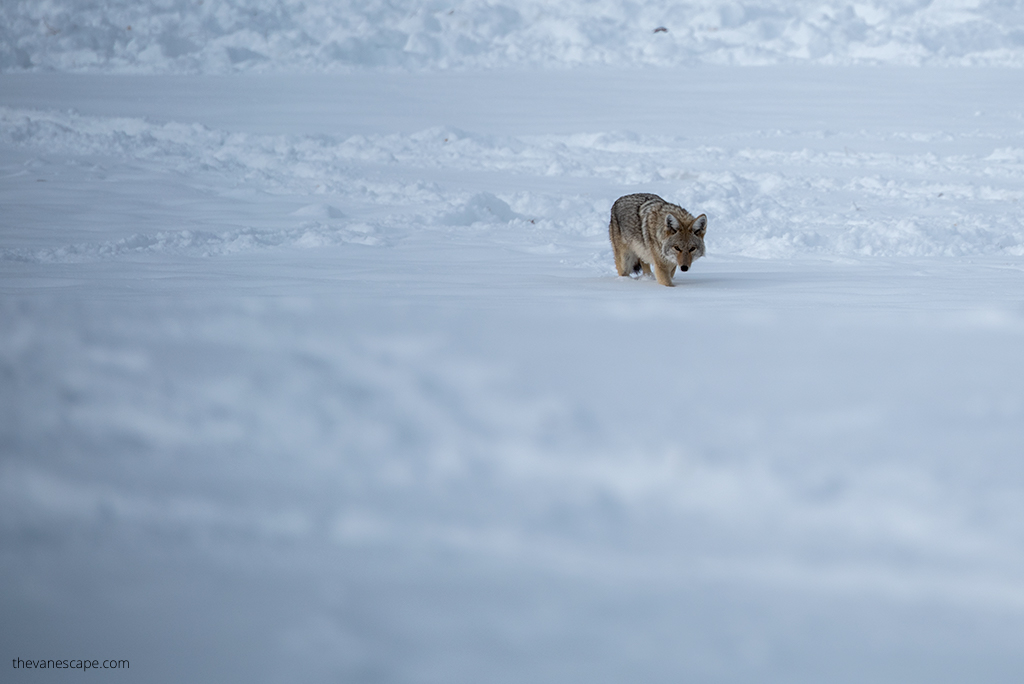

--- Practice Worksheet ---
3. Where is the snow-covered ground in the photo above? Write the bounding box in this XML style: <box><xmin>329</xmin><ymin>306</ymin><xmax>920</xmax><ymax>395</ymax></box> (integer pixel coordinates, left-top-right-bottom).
<box><xmin>4</xmin><ymin>2</ymin><xmax>1024</xmax><ymax>683</ymax></box>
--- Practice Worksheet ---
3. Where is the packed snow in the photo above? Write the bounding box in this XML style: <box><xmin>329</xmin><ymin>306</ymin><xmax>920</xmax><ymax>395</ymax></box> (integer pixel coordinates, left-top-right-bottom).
<box><xmin>3</xmin><ymin>3</ymin><xmax>1024</xmax><ymax>684</ymax></box>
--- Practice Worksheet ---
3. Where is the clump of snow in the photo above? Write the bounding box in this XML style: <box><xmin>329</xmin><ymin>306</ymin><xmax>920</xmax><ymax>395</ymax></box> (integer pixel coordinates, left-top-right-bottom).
<box><xmin>441</xmin><ymin>192</ymin><xmax>522</xmax><ymax>226</ymax></box>
<box><xmin>6</xmin><ymin>0</ymin><xmax>1024</xmax><ymax>73</ymax></box>
<box><xmin>291</xmin><ymin>203</ymin><xmax>346</xmax><ymax>220</ymax></box>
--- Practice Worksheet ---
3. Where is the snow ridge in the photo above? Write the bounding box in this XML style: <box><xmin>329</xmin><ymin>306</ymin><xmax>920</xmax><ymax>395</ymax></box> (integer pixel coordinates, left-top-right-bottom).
<box><xmin>4</xmin><ymin>106</ymin><xmax>1024</xmax><ymax>262</ymax></box>
<box><xmin>5</xmin><ymin>0</ymin><xmax>1024</xmax><ymax>73</ymax></box>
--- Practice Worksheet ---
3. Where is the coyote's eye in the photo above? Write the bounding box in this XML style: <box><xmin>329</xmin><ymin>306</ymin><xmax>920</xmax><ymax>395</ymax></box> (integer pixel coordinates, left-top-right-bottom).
<box><xmin>688</xmin><ymin>246</ymin><xmax>697</xmax><ymax>252</ymax></box>
<box><xmin>673</xmin><ymin>246</ymin><xmax>682</xmax><ymax>253</ymax></box>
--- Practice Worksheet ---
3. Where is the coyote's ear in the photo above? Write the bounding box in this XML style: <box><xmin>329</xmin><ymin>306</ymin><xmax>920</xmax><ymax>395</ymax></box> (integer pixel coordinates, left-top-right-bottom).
<box><xmin>666</xmin><ymin>214</ymin><xmax>679</xmax><ymax>234</ymax></box>
<box><xmin>692</xmin><ymin>214</ymin><xmax>707</xmax><ymax>237</ymax></box>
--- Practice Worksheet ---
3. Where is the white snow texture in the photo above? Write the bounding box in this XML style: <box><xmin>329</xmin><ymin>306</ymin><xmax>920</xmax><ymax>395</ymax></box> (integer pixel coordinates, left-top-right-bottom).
<box><xmin>5</xmin><ymin>0</ymin><xmax>1024</xmax><ymax>72</ymax></box>
<box><xmin>4</xmin><ymin>2</ymin><xmax>1024</xmax><ymax>684</ymax></box>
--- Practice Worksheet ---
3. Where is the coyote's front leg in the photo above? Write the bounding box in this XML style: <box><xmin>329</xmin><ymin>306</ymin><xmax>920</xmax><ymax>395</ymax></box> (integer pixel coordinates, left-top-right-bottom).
<box><xmin>652</xmin><ymin>261</ymin><xmax>675</xmax><ymax>287</ymax></box>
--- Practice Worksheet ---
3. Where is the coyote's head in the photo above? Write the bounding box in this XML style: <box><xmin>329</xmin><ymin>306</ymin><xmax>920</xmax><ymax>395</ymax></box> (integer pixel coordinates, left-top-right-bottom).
<box><xmin>660</xmin><ymin>211</ymin><xmax>707</xmax><ymax>272</ymax></box>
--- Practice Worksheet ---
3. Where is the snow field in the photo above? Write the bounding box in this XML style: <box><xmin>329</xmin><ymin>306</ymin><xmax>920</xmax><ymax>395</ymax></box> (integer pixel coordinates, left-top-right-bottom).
<box><xmin>3</xmin><ymin>64</ymin><xmax>1024</xmax><ymax>684</ymax></box>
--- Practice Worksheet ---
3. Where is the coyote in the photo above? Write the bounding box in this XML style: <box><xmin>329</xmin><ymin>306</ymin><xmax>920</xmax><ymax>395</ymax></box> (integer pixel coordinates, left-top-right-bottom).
<box><xmin>608</xmin><ymin>193</ymin><xmax>707</xmax><ymax>286</ymax></box>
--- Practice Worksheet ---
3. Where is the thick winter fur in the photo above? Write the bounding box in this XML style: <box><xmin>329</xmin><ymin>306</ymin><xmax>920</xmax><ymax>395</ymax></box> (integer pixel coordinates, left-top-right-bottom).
<box><xmin>609</xmin><ymin>193</ymin><xmax>707</xmax><ymax>286</ymax></box>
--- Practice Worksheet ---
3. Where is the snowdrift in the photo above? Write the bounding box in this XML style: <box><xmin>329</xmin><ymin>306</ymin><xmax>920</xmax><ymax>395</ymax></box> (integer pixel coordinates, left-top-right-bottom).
<box><xmin>4</xmin><ymin>99</ymin><xmax>1023</xmax><ymax>262</ymax></box>
<box><xmin>6</xmin><ymin>0</ymin><xmax>1024</xmax><ymax>73</ymax></box>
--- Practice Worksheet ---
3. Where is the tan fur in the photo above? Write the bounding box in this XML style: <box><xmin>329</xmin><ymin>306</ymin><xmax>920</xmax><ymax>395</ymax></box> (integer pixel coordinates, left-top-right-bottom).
<box><xmin>608</xmin><ymin>193</ymin><xmax>707</xmax><ymax>286</ymax></box>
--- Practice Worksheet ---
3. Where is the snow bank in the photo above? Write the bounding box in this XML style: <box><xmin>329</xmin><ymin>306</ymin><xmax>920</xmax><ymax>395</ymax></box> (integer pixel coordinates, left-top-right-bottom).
<box><xmin>5</xmin><ymin>0</ymin><xmax>1024</xmax><ymax>73</ymax></box>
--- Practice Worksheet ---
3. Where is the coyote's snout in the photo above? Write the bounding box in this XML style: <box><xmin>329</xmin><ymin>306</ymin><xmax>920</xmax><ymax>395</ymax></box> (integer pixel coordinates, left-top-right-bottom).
<box><xmin>608</xmin><ymin>193</ymin><xmax>707</xmax><ymax>286</ymax></box>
